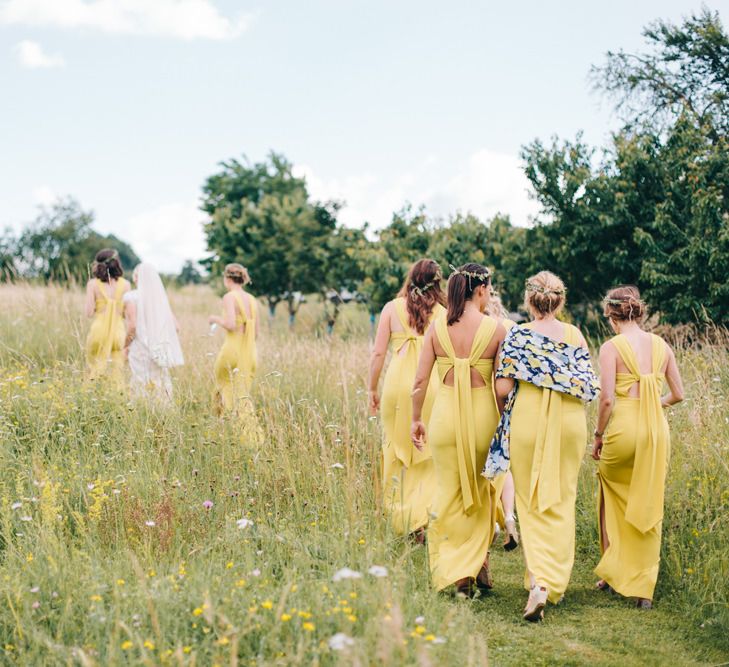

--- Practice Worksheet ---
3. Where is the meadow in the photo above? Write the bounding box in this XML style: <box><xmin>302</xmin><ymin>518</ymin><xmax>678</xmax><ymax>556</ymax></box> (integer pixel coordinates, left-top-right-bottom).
<box><xmin>0</xmin><ymin>283</ymin><xmax>727</xmax><ymax>666</ymax></box>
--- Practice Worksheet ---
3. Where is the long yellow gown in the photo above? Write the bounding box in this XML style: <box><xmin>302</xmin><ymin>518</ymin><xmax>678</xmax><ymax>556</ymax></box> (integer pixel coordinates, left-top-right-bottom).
<box><xmin>509</xmin><ymin>322</ymin><xmax>587</xmax><ymax>603</ymax></box>
<box><xmin>595</xmin><ymin>333</ymin><xmax>669</xmax><ymax>600</ymax></box>
<box><xmin>381</xmin><ymin>298</ymin><xmax>443</xmax><ymax>534</ymax></box>
<box><xmin>86</xmin><ymin>278</ymin><xmax>128</xmax><ymax>382</ymax></box>
<box><xmin>214</xmin><ymin>291</ymin><xmax>257</xmax><ymax>412</ymax></box>
<box><xmin>428</xmin><ymin>315</ymin><xmax>499</xmax><ymax>591</ymax></box>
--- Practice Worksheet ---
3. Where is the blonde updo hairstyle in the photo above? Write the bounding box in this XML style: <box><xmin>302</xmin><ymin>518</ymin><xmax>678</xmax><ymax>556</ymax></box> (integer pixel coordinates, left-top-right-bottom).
<box><xmin>224</xmin><ymin>263</ymin><xmax>251</xmax><ymax>286</ymax></box>
<box><xmin>524</xmin><ymin>271</ymin><xmax>566</xmax><ymax>317</ymax></box>
<box><xmin>602</xmin><ymin>285</ymin><xmax>646</xmax><ymax>322</ymax></box>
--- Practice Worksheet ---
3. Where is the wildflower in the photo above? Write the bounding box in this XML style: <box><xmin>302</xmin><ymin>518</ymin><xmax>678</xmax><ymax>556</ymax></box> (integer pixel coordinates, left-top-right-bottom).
<box><xmin>415</xmin><ymin>615</ymin><xmax>425</xmax><ymax>624</ymax></box>
<box><xmin>368</xmin><ymin>565</ymin><xmax>388</xmax><ymax>578</ymax></box>
<box><xmin>193</xmin><ymin>607</ymin><xmax>203</xmax><ymax>616</ymax></box>
<box><xmin>203</xmin><ymin>500</ymin><xmax>213</xmax><ymax>510</ymax></box>
<box><xmin>250</xmin><ymin>569</ymin><xmax>261</xmax><ymax>577</ymax></box>
<box><xmin>116</xmin><ymin>579</ymin><xmax>125</xmax><ymax>586</ymax></box>
<box><xmin>145</xmin><ymin>520</ymin><xmax>155</xmax><ymax>527</ymax></box>
<box><xmin>30</xmin><ymin>586</ymin><xmax>39</xmax><ymax>593</ymax></box>
<box><xmin>328</xmin><ymin>633</ymin><xmax>355</xmax><ymax>651</ymax></box>
<box><xmin>11</xmin><ymin>502</ymin><xmax>21</xmax><ymax>510</ymax></box>
<box><xmin>415</xmin><ymin>625</ymin><xmax>425</xmax><ymax>635</ymax></box>
<box><xmin>143</xmin><ymin>640</ymin><xmax>154</xmax><ymax>650</ymax></box>
<box><xmin>148</xmin><ymin>570</ymin><xmax>156</xmax><ymax>578</ymax></box>
<box><xmin>302</xmin><ymin>622</ymin><xmax>315</xmax><ymax>632</ymax></box>
<box><xmin>121</xmin><ymin>640</ymin><xmax>133</xmax><ymax>650</ymax></box>
<box><xmin>357</xmin><ymin>538</ymin><xmax>365</xmax><ymax>545</ymax></box>
<box><xmin>20</xmin><ymin>516</ymin><xmax>32</xmax><ymax>522</ymax></box>
<box><xmin>183</xmin><ymin>646</ymin><xmax>192</xmax><ymax>654</ymax></box>
<box><xmin>32</xmin><ymin>601</ymin><xmax>40</xmax><ymax>610</ymax></box>
<box><xmin>261</xmin><ymin>600</ymin><xmax>273</xmax><ymax>609</ymax></box>
<box><xmin>330</xmin><ymin>463</ymin><xmax>344</xmax><ymax>469</ymax></box>
<box><xmin>332</xmin><ymin>568</ymin><xmax>362</xmax><ymax>582</ymax></box>
<box><xmin>217</xmin><ymin>637</ymin><xmax>230</xmax><ymax>646</ymax></box>
<box><xmin>347</xmin><ymin>614</ymin><xmax>357</xmax><ymax>622</ymax></box>
<box><xmin>90</xmin><ymin>594</ymin><xmax>102</xmax><ymax>602</ymax></box>
<box><xmin>237</xmin><ymin>518</ymin><xmax>253</xmax><ymax>529</ymax></box>
<box><xmin>226</xmin><ymin>561</ymin><xmax>234</xmax><ymax>569</ymax></box>
<box><xmin>235</xmin><ymin>579</ymin><xmax>246</xmax><ymax>588</ymax></box>
<box><xmin>425</xmin><ymin>634</ymin><xmax>436</xmax><ymax>641</ymax></box>
<box><xmin>280</xmin><ymin>613</ymin><xmax>292</xmax><ymax>622</ymax></box>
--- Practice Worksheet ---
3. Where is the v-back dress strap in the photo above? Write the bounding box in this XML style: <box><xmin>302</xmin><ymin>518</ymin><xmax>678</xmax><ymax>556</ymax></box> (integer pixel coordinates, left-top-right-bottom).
<box><xmin>390</xmin><ymin>298</ymin><xmax>418</xmax><ymax>354</ymax></box>
<box><xmin>611</xmin><ymin>333</ymin><xmax>668</xmax><ymax>533</ymax></box>
<box><xmin>230</xmin><ymin>291</ymin><xmax>250</xmax><ymax>324</ymax></box>
<box><xmin>434</xmin><ymin>316</ymin><xmax>497</xmax><ymax>514</ymax></box>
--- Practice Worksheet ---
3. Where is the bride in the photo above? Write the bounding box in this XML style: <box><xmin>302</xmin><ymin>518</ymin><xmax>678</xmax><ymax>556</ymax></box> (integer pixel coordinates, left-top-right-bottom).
<box><xmin>123</xmin><ymin>263</ymin><xmax>184</xmax><ymax>400</ymax></box>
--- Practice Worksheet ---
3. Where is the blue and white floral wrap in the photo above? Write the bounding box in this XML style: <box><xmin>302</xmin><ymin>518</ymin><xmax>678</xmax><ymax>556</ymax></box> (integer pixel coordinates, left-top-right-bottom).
<box><xmin>482</xmin><ymin>325</ymin><xmax>600</xmax><ymax>479</ymax></box>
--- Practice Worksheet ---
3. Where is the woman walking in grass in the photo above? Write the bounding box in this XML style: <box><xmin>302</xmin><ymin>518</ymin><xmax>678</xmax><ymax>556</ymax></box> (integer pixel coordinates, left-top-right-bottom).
<box><xmin>85</xmin><ymin>249</ymin><xmax>130</xmax><ymax>383</ymax></box>
<box><xmin>486</xmin><ymin>271</ymin><xmax>598</xmax><ymax>621</ymax></box>
<box><xmin>412</xmin><ymin>263</ymin><xmax>505</xmax><ymax>597</ymax></box>
<box><xmin>592</xmin><ymin>286</ymin><xmax>684</xmax><ymax>609</ymax></box>
<box><xmin>368</xmin><ymin>259</ymin><xmax>446</xmax><ymax>539</ymax></box>
<box><xmin>209</xmin><ymin>264</ymin><xmax>259</xmax><ymax>415</ymax></box>
<box><xmin>123</xmin><ymin>263</ymin><xmax>184</xmax><ymax>401</ymax></box>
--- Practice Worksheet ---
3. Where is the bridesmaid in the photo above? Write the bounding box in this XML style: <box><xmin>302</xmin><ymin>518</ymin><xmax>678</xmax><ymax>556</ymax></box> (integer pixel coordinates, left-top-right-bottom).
<box><xmin>486</xmin><ymin>289</ymin><xmax>519</xmax><ymax>550</ymax></box>
<box><xmin>494</xmin><ymin>271</ymin><xmax>596</xmax><ymax>621</ymax></box>
<box><xmin>209</xmin><ymin>264</ymin><xmax>259</xmax><ymax>414</ymax></box>
<box><xmin>368</xmin><ymin>259</ymin><xmax>446</xmax><ymax>539</ymax></box>
<box><xmin>84</xmin><ymin>249</ymin><xmax>130</xmax><ymax>382</ymax></box>
<box><xmin>592</xmin><ymin>286</ymin><xmax>684</xmax><ymax>609</ymax></box>
<box><xmin>412</xmin><ymin>263</ymin><xmax>505</xmax><ymax>596</ymax></box>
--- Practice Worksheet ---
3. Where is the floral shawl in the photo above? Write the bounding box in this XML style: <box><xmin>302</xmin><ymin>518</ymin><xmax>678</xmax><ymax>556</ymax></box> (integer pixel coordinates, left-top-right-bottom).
<box><xmin>482</xmin><ymin>325</ymin><xmax>600</xmax><ymax>479</ymax></box>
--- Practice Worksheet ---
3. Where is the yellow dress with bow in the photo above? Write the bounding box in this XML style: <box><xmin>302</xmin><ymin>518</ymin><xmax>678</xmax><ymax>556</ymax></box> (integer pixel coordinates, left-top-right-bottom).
<box><xmin>427</xmin><ymin>315</ymin><xmax>499</xmax><ymax>591</ymax></box>
<box><xmin>86</xmin><ymin>278</ymin><xmax>128</xmax><ymax>383</ymax></box>
<box><xmin>381</xmin><ymin>298</ymin><xmax>443</xmax><ymax>534</ymax></box>
<box><xmin>509</xmin><ymin>322</ymin><xmax>587</xmax><ymax>603</ymax></box>
<box><xmin>595</xmin><ymin>333</ymin><xmax>670</xmax><ymax>600</ymax></box>
<box><xmin>214</xmin><ymin>291</ymin><xmax>257</xmax><ymax>412</ymax></box>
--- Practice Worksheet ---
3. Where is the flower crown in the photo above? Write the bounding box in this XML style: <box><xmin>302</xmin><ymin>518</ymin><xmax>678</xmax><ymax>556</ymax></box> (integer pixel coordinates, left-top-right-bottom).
<box><xmin>99</xmin><ymin>250</ymin><xmax>119</xmax><ymax>264</ymax></box>
<box><xmin>410</xmin><ymin>270</ymin><xmax>443</xmax><ymax>297</ymax></box>
<box><xmin>603</xmin><ymin>296</ymin><xmax>643</xmax><ymax>306</ymax></box>
<box><xmin>449</xmin><ymin>264</ymin><xmax>491</xmax><ymax>290</ymax></box>
<box><xmin>525</xmin><ymin>280</ymin><xmax>565</xmax><ymax>296</ymax></box>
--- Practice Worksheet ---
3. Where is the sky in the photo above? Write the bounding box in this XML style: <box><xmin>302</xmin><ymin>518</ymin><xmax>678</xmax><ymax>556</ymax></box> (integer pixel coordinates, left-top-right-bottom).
<box><xmin>1</xmin><ymin>0</ymin><xmax>725</xmax><ymax>272</ymax></box>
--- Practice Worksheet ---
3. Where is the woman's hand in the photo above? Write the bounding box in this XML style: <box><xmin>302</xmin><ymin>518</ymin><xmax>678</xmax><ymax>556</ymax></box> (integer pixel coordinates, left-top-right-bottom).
<box><xmin>368</xmin><ymin>390</ymin><xmax>380</xmax><ymax>415</ymax></box>
<box><xmin>208</xmin><ymin>315</ymin><xmax>220</xmax><ymax>326</ymax></box>
<box><xmin>591</xmin><ymin>434</ymin><xmax>603</xmax><ymax>461</ymax></box>
<box><xmin>411</xmin><ymin>421</ymin><xmax>426</xmax><ymax>451</ymax></box>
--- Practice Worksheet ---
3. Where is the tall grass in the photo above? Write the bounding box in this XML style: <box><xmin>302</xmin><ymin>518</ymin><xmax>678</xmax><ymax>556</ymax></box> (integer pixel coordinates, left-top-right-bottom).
<box><xmin>0</xmin><ymin>283</ymin><xmax>726</xmax><ymax>665</ymax></box>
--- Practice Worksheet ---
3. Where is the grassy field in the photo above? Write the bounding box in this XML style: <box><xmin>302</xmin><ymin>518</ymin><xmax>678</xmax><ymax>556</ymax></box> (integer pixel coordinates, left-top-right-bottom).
<box><xmin>0</xmin><ymin>283</ymin><xmax>727</xmax><ymax>666</ymax></box>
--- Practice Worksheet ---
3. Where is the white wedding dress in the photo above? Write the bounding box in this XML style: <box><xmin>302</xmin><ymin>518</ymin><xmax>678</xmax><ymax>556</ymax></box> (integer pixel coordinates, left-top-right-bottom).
<box><xmin>123</xmin><ymin>264</ymin><xmax>184</xmax><ymax>400</ymax></box>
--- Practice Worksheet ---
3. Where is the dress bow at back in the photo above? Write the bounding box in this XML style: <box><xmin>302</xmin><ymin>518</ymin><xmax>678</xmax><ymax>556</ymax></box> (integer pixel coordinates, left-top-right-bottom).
<box><xmin>434</xmin><ymin>315</ymin><xmax>496</xmax><ymax>515</ymax></box>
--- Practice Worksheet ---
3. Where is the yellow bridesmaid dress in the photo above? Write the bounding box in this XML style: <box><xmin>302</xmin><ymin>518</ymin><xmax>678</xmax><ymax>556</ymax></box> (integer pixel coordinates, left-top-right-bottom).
<box><xmin>214</xmin><ymin>291</ymin><xmax>257</xmax><ymax>412</ymax></box>
<box><xmin>381</xmin><ymin>297</ymin><xmax>442</xmax><ymax>534</ymax></box>
<box><xmin>509</xmin><ymin>322</ymin><xmax>587</xmax><ymax>603</ymax></box>
<box><xmin>427</xmin><ymin>315</ymin><xmax>499</xmax><ymax>591</ymax></box>
<box><xmin>86</xmin><ymin>278</ymin><xmax>128</xmax><ymax>382</ymax></box>
<box><xmin>595</xmin><ymin>333</ymin><xmax>669</xmax><ymax>600</ymax></box>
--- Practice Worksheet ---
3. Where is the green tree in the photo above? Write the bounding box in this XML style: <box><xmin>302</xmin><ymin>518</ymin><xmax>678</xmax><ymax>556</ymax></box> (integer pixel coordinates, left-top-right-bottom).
<box><xmin>16</xmin><ymin>198</ymin><xmax>140</xmax><ymax>282</ymax></box>
<box><xmin>0</xmin><ymin>228</ymin><xmax>17</xmax><ymax>279</ymax></box>
<box><xmin>202</xmin><ymin>153</ymin><xmax>339</xmax><ymax>322</ymax></box>
<box><xmin>177</xmin><ymin>259</ymin><xmax>203</xmax><ymax>285</ymax></box>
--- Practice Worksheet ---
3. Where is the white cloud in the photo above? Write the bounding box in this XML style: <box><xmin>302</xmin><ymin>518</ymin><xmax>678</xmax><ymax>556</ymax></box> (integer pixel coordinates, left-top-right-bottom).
<box><xmin>15</xmin><ymin>39</ymin><xmax>65</xmax><ymax>68</ymax></box>
<box><xmin>0</xmin><ymin>0</ymin><xmax>251</xmax><ymax>40</ymax></box>
<box><xmin>295</xmin><ymin>149</ymin><xmax>540</xmax><ymax>231</ymax></box>
<box><xmin>124</xmin><ymin>201</ymin><xmax>205</xmax><ymax>273</ymax></box>
<box><xmin>32</xmin><ymin>184</ymin><xmax>58</xmax><ymax>205</ymax></box>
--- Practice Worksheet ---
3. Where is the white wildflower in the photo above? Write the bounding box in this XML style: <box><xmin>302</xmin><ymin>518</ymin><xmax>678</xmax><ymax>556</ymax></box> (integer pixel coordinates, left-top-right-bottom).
<box><xmin>368</xmin><ymin>565</ymin><xmax>388</xmax><ymax>578</ymax></box>
<box><xmin>328</xmin><ymin>632</ymin><xmax>355</xmax><ymax>651</ymax></box>
<box><xmin>237</xmin><ymin>518</ymin><xmax>254</xmax><ymax>529</ymax></box>
<box><xmin>332</xmin><ymin>568</ymin><xmax>363</xmax><ymax>582</ymax></box>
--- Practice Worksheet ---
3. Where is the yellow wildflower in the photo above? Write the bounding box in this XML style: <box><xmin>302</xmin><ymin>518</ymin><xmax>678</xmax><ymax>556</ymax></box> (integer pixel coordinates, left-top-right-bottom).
<box><xmin>280</xmin><ymin>613</ymin><xmax>292</xmax><ymax>622</ymax></box>
<box><xmin>302</xmin><ymin>622</ymin><xmax>315</xmax><ymax>632</ymax></box>
<box><xmin>121</xmin><ymin>640</ymin><xmax>133</xmax><ymax>650</ymax></box>
<box><xmin>143</xmin><ymin>640</ymin><xmax>154</xmax><ymax>650</ymax></box>
<box><xmin>261</xmin><ymin>600</ymin><xmax>273</xmax><ymax>609</ymax></box>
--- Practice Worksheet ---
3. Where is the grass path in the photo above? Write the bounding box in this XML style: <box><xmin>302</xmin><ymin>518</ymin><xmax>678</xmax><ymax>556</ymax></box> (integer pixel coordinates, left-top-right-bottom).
<box><xmin>428</xmin><ymin>543</ymin><xmax>728</xmax><ymax>666</ymax></box>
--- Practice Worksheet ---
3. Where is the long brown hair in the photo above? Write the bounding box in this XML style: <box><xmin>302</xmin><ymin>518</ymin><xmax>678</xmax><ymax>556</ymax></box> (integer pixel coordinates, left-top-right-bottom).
<box><xmin>397</xmin><ymin>259</ymin><xmax>445</xmax><ymax>335</ymax></box>
<box><xmin>446</xmin><ymin>263</ymin><xmax>491</xmax><ymax>325</ymax></box>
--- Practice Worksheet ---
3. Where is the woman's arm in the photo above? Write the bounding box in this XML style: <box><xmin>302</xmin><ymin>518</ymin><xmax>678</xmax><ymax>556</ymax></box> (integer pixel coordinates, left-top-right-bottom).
<box><xmin>84</xmin><ymin>280</ymin><xmax>96</xmax><ymax>318</ymax></box>
<box><xmin>495</xmin><ymin>376</ymin><xmax>515</xmax><ymax>415</ymax></box>
<box><xmin>661</xmin><ymin>345</ymin><xmax>684</xmax><ymax>407</ymax></box>
<box><xmin>124</xmin><ymin>301</ymin><xmax>137</xmax><ymax>351</ymax></box>
<box><xmin>411</xmin><ymin>327</ymin><xmax>436</xmax><ymax>450</ymax></box>
<box><xmin>208</xmin><ymin>293</ymin><xmax>238</xmax><ymax>331</ymax></box>
<box><xmin>592</xmin><ymin>342</ymin><xmax>617</xmax><ymax>460</ymax></box>
<box><xmin>367</xmin><ymin>303</ymin><xmax>391</xmax><ymax>415</ymax></box>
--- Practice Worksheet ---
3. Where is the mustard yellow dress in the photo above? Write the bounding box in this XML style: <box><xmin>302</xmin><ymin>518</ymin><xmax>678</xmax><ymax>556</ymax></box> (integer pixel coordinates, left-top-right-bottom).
<box><xmin>86</xmin><ymin>278</ymin><xmax>128</xmax><ymax>382</ymax></box>
<box><xmin>428</xmin><ymin>315</ymin><xmax>499</xmax><ymax>591</ymax></box>
<box><xmin>595</xmin><ymin>334</ymin><xmax>670</xmax><ymax>600</ymax></box>
<box><xmin>493</xmin><ymin>317</ymin><xmax>517</xmax><ymax>527</ymax></box>
<box><xmin>509</xmin><ymin>322</ymin><xmax>587</xmax><ymax>602</ymax></box>
<box><xmin>381</xmin><ymin>298</ymin><xmax>443</xmax><ymax>534</ymax></box>
<box><xmin>214</xmin><ymin>291</ymin><xmax>257</xmax><ymax>412</ymax></box>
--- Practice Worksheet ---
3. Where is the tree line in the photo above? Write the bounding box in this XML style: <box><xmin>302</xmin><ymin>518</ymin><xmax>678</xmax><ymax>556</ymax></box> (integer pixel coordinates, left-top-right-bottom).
<box><xmin>2</xmin><ymin>9</ymin><xmax>727</xmax><ymax>327</ymax></box>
